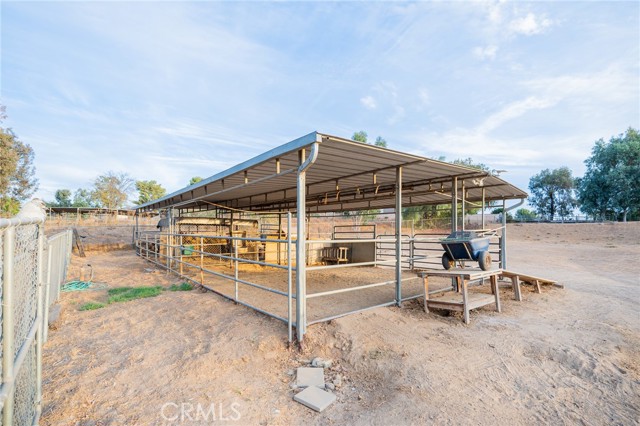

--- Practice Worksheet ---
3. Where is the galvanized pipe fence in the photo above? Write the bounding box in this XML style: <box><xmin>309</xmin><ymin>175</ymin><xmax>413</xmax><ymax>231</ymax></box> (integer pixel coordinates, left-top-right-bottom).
<box><xmin>135</xmin><ymin>212</ymin><xmax>506</xmax><ymax>344</ymax></box>
<box><xmin>0</xmin><ymin>200</ymin><xmax>72</xmax><ymax>426</ymax></box>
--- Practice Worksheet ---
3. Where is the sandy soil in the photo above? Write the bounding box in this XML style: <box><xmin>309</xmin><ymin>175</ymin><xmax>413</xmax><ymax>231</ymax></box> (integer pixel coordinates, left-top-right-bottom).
<box><xmin>41</xmin><ymin>223</ymin><xmax>640</xmax><ymax>425</ymax></box>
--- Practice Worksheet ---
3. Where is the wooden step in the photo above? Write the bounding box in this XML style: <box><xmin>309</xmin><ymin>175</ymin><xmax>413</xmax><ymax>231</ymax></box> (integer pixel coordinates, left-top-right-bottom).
<box><xmin>500</xmin><ymin>270</ymin><xmax>560</xmax><ymax>286</ymax></box>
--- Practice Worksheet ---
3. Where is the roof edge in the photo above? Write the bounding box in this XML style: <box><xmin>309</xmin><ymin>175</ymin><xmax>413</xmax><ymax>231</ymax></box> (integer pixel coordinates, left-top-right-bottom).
<box><xmin>136</xmin><ymin>131</ymin><xmax>321</xmax><ymax>211</ymax></box>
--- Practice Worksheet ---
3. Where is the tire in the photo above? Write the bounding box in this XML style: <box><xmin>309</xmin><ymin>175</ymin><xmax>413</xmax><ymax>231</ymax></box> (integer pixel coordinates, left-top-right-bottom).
<box><xmin>442</xmin><ymin>252</ymin><xmax>454</xmax><ymax>270</ymax></box>
<box><xmin>478</xmin><ymin>250</ymin><xmax>492</xmax><ymax>271</ymax></box>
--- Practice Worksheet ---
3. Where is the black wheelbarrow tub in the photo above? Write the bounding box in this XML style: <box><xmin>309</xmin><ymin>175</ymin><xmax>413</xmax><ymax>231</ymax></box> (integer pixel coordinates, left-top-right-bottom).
<box><xmin>440</xmin><ymin>231</ymin><xmax>490</xmax><ymax>261</ymax></box>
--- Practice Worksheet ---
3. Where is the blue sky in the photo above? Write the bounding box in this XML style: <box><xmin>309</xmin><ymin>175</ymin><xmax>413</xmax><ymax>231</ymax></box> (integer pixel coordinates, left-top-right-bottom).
<box><xmin>2</xmin><ymin>1</ymin><xmax>638</xmax><ymax>206</ymax></box>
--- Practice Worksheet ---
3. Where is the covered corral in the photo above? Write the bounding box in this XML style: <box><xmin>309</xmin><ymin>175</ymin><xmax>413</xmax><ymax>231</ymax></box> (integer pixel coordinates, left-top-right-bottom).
<box><xmin>134</xmin><ymin>132</ymin><xmax>527</xmax><ymax>342</ymax></box>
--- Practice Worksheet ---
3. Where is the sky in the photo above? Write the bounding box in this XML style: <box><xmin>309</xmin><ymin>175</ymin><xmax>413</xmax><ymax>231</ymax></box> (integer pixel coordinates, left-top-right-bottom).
<box><xmin>1</xmin><ymin>1</ymin><xmax>639</xmax><ymax>207</ymax></box>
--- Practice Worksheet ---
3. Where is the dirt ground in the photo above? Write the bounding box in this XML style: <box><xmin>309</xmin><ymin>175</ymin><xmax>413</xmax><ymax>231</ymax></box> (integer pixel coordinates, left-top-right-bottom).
<box><xmin>41</xmin><ymin>223</ymin><xmax>639</xmax><ymax>425</ymax></box>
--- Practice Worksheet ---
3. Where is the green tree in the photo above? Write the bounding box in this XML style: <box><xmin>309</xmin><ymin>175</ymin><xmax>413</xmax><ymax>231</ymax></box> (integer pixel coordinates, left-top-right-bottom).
<box><xmin>515</xmin><ymin>208</ymin><xmax>537</xmax><ymax>221</ymax></box>
<box><xmin>92</xmin><ymin>171</ymin><xmax>134</xmax><ymax>209</ymax></box>
<box><xmin>491</xmin><ymin>208</ymin><xmax>513</xmax><ymax>222</ymax></box>
<box><xmin>0</xmin><ymin>107</ymin><xmax>38</xmax><ymax>215</ymax></box>
<box><xmin>53</xmin><ymin>189</ymin><xmax>72</xmax><ymax>207</ymax></box>
<box><xmin>374</xmin><ymin>136</ymin><xmax>387</xmax><ymax>147</ymax></box>
<box><xmin>528</xmin><ymin>167</ymin><xmax>577</xmax><ymax>220</ymax></box>
<box><xmin>578</xmin><ymin>128</ymin><xmax>640</xmax><ymax>222</ymax></box>
<box><xmin>452</xmin><ymin>157</ymin><xmax>490</xmax><ymax>173</ymax></box>
<box><xmin>352</xmin><ymin>131</ymin><xmax>368</xmax><ymax>143</ymax></box>
<box><xmin>135</xmin><ymin>180</ymin><xmax>166</xmax><ymax>205</ymax></box>
<box><xmin>189</xmin><ymin>176</ymin><xmax>203</xmax><ymax>186</ymax></box>
<box><xmin>72</xmin><ymin>188</ymin><xmax>95</xmax><ymax>207</ymax></box>
<box><xmin>352</xmin><ymin>131</ymin><xmax>388</xmax><ymax>147</ymax></box>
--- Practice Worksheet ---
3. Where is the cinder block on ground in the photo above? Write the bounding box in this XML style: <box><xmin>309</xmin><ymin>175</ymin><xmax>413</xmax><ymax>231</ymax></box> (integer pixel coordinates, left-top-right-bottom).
<box><xmin>294</xmin><ymin>385</ymin><xmax>336</xmax><ymax>412</ymax></box>
<box><xmin>296</xmin><ymin>367</ymin><xmax>325</xmax><ymax>388</ymax></box>
<box><xmin>48</xmin><ymin>304</ymin><xmax>62</xmax><ymax>327</ymax></box>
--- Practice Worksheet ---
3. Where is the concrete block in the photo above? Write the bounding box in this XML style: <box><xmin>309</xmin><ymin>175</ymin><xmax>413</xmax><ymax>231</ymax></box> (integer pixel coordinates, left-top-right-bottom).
<box><xmin>48</xmin><ymin>304</ymin><xmax>62</xmax><ymax>327</ymax></box>
<box><xmin>294</xmin><ymin>386</ymin><xmax>336</xmax><ymax>412</ymax></box>
<box><xmin>296</xmin><ymin>367</ymin><xmax>324</xmax><ymax>388</ymax></box>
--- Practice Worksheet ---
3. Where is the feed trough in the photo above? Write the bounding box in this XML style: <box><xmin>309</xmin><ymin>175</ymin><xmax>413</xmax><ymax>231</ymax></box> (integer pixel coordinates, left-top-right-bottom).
<box><xmin>440</xmin><ymin>231</ymin><xmax>492</xmax><ymax>271</ymax></box>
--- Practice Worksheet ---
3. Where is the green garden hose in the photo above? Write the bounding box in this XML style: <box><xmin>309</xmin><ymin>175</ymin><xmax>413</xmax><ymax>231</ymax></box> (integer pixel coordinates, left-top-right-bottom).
<box><xmin>61</xmin><ymin>280</ymin><xmax>107</xmax><ymax>292</ymax></box>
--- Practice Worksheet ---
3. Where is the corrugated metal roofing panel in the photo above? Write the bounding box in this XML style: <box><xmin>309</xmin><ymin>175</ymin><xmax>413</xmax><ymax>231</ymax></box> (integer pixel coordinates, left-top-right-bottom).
<box><xmin>136</xmin><ymin>131</ymin><xmax>527</xmax><ymax>213</ymax></box>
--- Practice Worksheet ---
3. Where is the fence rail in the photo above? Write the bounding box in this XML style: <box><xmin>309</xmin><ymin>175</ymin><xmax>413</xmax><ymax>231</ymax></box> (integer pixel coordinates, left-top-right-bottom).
<box><xmin>0</xmin><ymin>200</ymin><xmax>72</xmax><ymax>426</ymax></box>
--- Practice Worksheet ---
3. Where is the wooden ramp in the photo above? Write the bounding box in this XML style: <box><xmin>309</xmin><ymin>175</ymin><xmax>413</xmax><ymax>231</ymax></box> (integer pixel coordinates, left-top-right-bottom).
<box><xmin>500</xmin><ymin>270</ymin><xmax>563</xmax><ymax>301</ymax></box>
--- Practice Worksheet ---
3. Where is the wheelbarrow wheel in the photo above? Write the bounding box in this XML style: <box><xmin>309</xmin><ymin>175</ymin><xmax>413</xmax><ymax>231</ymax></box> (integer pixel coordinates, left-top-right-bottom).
<box><xmin>478</xmin><ymin>250</ymin><xmax>492</xmax><ymax>271</ymax></box>
<box><xmin>442</xmin><ymin>252</ymin><xmax>454</xmax><ymax>270</ymax></box>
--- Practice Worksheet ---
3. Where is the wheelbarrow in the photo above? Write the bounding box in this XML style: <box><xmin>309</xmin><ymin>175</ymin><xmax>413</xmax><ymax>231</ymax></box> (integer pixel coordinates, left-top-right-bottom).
<box><xmin>440</xmin><ymin>231</ymin><xmax>492</xmax><ymax>271</ymax></box>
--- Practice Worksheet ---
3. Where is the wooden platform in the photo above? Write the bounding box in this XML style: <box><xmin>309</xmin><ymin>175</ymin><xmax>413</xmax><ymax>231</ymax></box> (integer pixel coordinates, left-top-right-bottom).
<box><xmin>426</xmin><ymin>292</ymin><xmax>497</xmax><ymax>312</ymax></box>
<box><xmin>419</xmin><ymin>269</ymin><xmax>502</xmax><ymax>324</ymax></box>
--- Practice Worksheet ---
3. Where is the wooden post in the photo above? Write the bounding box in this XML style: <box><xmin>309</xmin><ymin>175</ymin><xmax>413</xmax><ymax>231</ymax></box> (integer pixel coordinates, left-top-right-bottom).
<box><xmin>179</xmin><ymin>235</ymin><xmax>183</xmax><ymax>275</ymax></box>
<box><xmin>491</xmin><ymin>275</ymin><xmax>501</xmax><ymax>312</ymax></box>
<box><xmin>511</xmin><ymin>275</ymin><xmax>522</xmax><ymax>301</ymax></box>
<box><xmin>534</xmin><ymin>279</ymin><xmax>541</xmax><ymax>294</ymax></box>
<box><xmin>461</xmin><ymin>279</ymin><xmax>470</xmax><ymax>324</ymax></box>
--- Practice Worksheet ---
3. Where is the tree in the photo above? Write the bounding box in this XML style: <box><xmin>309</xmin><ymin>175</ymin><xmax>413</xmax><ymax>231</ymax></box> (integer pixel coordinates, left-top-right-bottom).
<box><xmin>352</xmin><ymin>131</ymin><xmax>368</xmax><ymax>143</ymax></box>
<box><xmin>528</xmin><ymin>167</ymin><xmax>577</xmax><ymax>220</ymax></box>
<box><xmin>515</xmin><ymin>208</ymin><xmax>537</xmax><ymax>222</ymax></box>
<box><xmin>135</xmin><ymin>180</ymin><xmax>166</xmax><ymax>205</ymax></box>
<box><xmin>0</xmin><ymin>107</ymin><xmax>38</xmax><ymax>215</ymax></box>
<box><xmin>72</xmin><ymin>188</ymin><xmax>95</xmax><ymax>207</ymax></box>
<box><xmin>374</xmin><ymin>136</ymin><xmax>387</xmax><ymax>147</ymax></box>
<box><xmin>578</xmin><ymin>128</ymin><xmax>640</xmax><ymax>222</ymax></box>
<box><xmin>452</xmin><ymin>157</ymin><xmax>490</xmax><ymax>173</ymax></box>
<box><xmin>189</xmin><ymin>176</ymin><xmax>203</xmax><ymax>186</ymax></box>
<box><xmin>92</xmin><ymin>171</ymin><xmax>134</xmax><ymax>209</ymax></box>
<box><xmin>53</xmin><ymin>189</ymin><xmax>72</xmax><ymax>207</ymax></box>
<box><xmin>352</xmin><ymin>131</ymin><xmax>388</xmax><ymax>147</ymax></box>
<box><xmin>491</xmin><ymin>208</ymin><xmax>513</xmax><ymax>222</ymax></box>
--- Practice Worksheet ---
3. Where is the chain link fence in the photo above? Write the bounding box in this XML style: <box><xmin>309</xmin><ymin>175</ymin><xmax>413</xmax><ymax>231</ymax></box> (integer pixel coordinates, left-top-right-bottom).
<box><xmin>0</xmin><ymin>200</ymin><xmax>72</xmax><ymax>425</ymax></box>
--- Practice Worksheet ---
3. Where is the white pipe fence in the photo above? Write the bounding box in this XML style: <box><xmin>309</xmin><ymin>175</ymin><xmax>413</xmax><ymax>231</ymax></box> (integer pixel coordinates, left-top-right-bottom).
<box><xmin>0</xmin><ymin>200</ymin><xmax>72</xmax><ymax>426</ymax></box>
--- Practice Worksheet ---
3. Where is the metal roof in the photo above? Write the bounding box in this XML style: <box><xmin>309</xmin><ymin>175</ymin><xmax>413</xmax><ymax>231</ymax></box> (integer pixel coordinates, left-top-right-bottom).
<box><xmin>135</xmin><ymin>131</ymin><xmax>527</xmax><ymax>213</ymax></box>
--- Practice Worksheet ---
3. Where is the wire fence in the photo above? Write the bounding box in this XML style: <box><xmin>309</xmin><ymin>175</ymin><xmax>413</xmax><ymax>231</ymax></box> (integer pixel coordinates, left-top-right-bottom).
<box><xmin>0</xmin><ymin>200</ymin><xmax>72</xmax><ymax>425</ymax></box>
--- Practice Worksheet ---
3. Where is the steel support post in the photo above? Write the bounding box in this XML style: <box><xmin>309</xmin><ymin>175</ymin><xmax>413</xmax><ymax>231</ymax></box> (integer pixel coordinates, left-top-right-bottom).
<box><xmin>501</xmin><ymin>199</ymin><xmax>507</xmax><ymax>269</ymax></box>
<box><xmin>2</xmin><ymin>227</ymin><xmax>15</xmax><ymax>425</ymax></box>
<box><xmin>395</xmin><ymin>166</ymin><xmax>402</xmax><ymax>306</ymax></box>
<box><xmin>451</xmin><ymin>177</ymin><xmax>458</xmax><ymax>232</ymax></box>
<box><xmin>287</xmin><ymin>212</ymin><xmax>293</xmax><ymax>343</ymax></box>
<box><xmin>166</xmin><ymin>208</ymin><xmax>172</xmax><ymax>272</ymax></box>
<box><xmin>133</xmin><ymin>212</ymin><xmax>139</xmax><ymax>245</ymax></box>
<box><xmin>35</xmin><ymin>223</ymin><xmax>44</xmax><ymax>422</ymax></box>
<box><xmin>481</xmin><ymin>188</ymin><xmax>486</xmax><ymax>230</ymax></box>
<box><xmin>43</xmin><ymin>241</ymin><xmax>53</xmax><ymax>342</ymax></box>
<box><xmin>461</xmin><ymin>180</ymin><xmax>466</xmax><ymax>231</ymax></box>
<box><xmin>296</xmin><ymin>148</ymin><xmax>307</xmax><ymax>342</ymax></box>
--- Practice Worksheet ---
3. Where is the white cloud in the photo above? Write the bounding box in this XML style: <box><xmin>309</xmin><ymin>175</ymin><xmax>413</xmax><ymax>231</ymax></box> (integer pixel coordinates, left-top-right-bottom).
<box><xmin>509</xmin><ymin>12</ymin><xmax>552</xmax><ymax>36</ymax></box>
<box><xmin>478</xmin><ymin>96</ymin><xmax>557</xmax><ymax>133</ymax></box>
<box><xmin>523</xmin><ymin>65</ymin><xmax>637</xmax><ymax>104</ymax></box>
<box><xmin>360</xmin><ymin>95</ymin><xmax>377</xmax><ymax>109</ymax></box>
<box><xmin>487</xmin><ymin>1</ymin><xmax>504</xmax><ymax>25</ymax></box>
<box><xmin>473</xmin><ymin>45</ymin><xmax>499</xmax><ymax>60</ymax></box>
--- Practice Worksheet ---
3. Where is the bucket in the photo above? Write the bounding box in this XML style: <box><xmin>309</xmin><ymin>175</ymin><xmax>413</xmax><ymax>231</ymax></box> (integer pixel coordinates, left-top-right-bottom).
<box><xmin>182</xmin><ymin>245</ymin><xmax>194</xmax><ymax>256</ymax></box>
